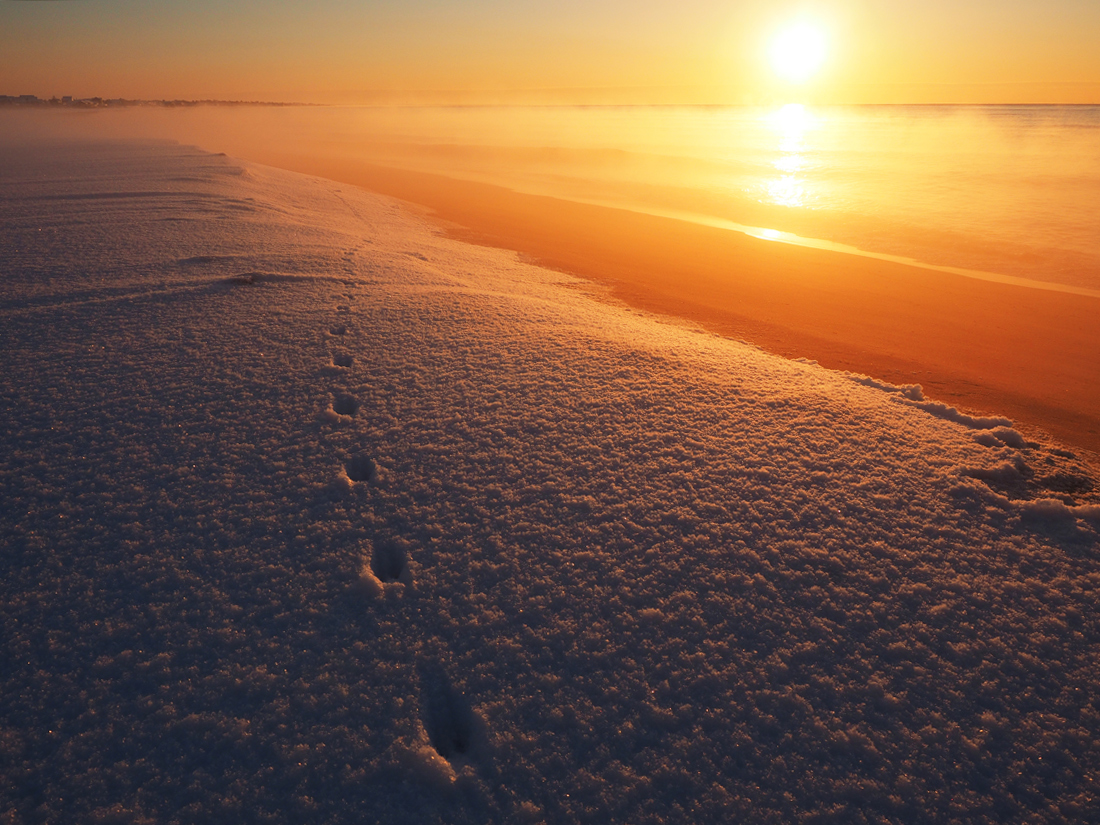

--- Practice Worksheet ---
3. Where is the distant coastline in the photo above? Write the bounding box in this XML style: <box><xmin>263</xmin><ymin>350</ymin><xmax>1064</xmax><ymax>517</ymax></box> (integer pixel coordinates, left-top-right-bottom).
<box><xmin>0</xmin><ymin>94</ymin><xmax>307</xmax><ymax>109</ymax></box>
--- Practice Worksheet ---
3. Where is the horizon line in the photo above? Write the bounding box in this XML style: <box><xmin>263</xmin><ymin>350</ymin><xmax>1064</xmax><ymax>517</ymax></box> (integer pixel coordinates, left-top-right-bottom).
<box><xmin>5</xmin><ymin>95</ymin><xmax>1100</xmax><ymax>110</ymax></box>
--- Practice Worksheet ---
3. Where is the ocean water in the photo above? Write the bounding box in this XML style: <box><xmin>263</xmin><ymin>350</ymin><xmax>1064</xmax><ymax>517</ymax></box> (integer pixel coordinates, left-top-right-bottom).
<box><xmin>8</xmin><ymin>103</ymin><xmax>1100</xmax><ymax>291</ymax></box>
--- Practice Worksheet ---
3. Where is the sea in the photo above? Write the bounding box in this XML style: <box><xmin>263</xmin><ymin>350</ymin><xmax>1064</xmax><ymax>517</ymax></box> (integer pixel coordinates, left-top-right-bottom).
<box><xmin>7</xmin><ymin>103</ymin><xmax>1100</xmax><ymax>293</ymax></box>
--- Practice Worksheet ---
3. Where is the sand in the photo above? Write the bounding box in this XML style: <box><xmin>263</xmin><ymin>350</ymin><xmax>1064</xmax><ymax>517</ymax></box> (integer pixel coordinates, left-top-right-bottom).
<box><xmin>253</xmin><ymin>155</ymin><xmax>1100</xmax><ymax>464</ymax></box>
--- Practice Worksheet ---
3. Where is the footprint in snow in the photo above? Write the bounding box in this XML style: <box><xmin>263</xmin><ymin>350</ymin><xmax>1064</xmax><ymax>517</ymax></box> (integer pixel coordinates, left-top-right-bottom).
<box><xmin>419</xmin><ymin>660</ymin><xmax>485</xmax><ymax>764</ymax></box>
<box><xmin>345</xmin><ymin>453</ymin><xmax>378</xmax><ymax>483</ymax></box>
<box><xmin>371</xmin><ymin>540</ymin><xmax>410</xmax><ymax>585</ymax></box>
<box><xmin>355</xmin><ymin>539</ymin><xmax>413</xmax><ymax>597</ymax></box>
<box><xmin>332</xmin><ymin>394</ymin><xmax>358</xmax><ymax>417</ymax></box>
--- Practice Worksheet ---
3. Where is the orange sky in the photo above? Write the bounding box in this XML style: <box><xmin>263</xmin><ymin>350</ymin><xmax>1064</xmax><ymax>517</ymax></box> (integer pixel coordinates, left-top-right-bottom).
<box><xmin>2</xmin><ymin>0</ymin><xmax>1099</xmax><ymax>104</ymax></box>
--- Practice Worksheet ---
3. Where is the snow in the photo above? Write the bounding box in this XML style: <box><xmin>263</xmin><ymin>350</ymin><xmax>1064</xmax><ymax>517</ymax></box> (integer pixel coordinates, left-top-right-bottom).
<box><xmin>2</xmin><ymin>137</ymin><xmax>1099</xmax><ymax>824</ymax></box>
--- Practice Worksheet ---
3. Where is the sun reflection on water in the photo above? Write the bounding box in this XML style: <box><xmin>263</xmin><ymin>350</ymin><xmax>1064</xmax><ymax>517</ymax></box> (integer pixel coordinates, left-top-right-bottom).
<box><xmin>761</xmin><ymin>103</ymin><xmax>818</xmax><ymax>210</ymax></box>
<box><xmin>773</xmin><ymin>154</ymin><xmax>804</xmax><ymax>174</ymax></box>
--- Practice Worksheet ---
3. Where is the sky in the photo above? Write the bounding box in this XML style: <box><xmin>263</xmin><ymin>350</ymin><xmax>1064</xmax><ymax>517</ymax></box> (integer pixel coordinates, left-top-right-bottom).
<box><xmin>2</xmin><ymin>0</ymin><xmax>1100</xmax><ymax>103</ymax></box>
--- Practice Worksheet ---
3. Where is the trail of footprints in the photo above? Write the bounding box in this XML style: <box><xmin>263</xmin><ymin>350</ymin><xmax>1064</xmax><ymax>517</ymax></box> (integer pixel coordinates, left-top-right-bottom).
<box><xmin>314</xmin><ymin>271</ymin><xmax>1098</xmax><ymax>810</ymax></box>
<box><xmin>320</xmin><ymin>289</ymin><xmax>489</xmax><ymax>789</ymax></box>
<box><xmin>324</xmin><ymin>294</ymin><xmax>379</xmax><ymax>488</ymax></box>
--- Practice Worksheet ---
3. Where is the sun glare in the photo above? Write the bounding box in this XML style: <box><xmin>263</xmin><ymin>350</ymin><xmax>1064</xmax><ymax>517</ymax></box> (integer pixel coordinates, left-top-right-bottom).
<box><xmin>770</xmin><ymin>23</ymin><xmax>827</xmax><ymax>84</ymax></box>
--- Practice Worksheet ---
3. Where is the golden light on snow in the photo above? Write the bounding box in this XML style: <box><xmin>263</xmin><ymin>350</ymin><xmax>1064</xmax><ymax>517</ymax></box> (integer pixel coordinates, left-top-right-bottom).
<box><xmin>769</xmin><ymin>23</ymin><xmax>827</xmax><ymax>83</ymax></box>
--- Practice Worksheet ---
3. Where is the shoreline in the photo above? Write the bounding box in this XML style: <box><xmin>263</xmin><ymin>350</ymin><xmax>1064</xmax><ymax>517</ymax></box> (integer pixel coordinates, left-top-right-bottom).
<box><xmin>611</xmin><ymin>205</ymin><xmax>1100</xmax><ymax>300</ymax></box>
<box><xmin>258</xmin><ymin>152</ymin><xmax>1100</xmax><ymax>463</ymax></box>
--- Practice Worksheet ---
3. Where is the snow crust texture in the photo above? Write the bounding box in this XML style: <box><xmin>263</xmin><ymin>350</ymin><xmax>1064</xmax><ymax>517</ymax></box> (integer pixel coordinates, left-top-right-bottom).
<box><xmin>2</xmin><ymin>139</ymin><xmax>1100</xmax><ymax>824</ymax></box>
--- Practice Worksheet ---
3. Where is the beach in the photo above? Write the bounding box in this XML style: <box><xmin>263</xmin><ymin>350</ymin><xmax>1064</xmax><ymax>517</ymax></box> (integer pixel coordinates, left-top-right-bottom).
<box><xmin>3</xmin><ymin>136</ymin><xmax>1100</xmax><ymax>823</ymax></box>
<box><xmin>251</xmin><ymin>153</ymin><xmax>1100</xmax><ymax>463</ymax></box>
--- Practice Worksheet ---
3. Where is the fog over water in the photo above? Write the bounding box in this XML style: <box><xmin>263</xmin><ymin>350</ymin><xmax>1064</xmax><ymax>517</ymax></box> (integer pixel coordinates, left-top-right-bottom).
<box><xmin>6</xmin><ymin>104</ymin><xmax>1100</xmax><ymax>292</ymax></box>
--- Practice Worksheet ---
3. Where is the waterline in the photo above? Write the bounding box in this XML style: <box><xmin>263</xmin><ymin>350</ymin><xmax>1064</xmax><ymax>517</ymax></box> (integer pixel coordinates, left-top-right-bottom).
<box><xmin>527</xmin><ymin>195</ymin><xmax>1100</xmax><ymax>300</ymax></box>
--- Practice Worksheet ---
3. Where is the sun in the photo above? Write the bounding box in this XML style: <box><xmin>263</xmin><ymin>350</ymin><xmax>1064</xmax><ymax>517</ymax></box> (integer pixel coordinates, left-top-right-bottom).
<box><xmin>770</xmin><ymin>23</ymin><xmax>827</xmax><ymax>84</ymax></box>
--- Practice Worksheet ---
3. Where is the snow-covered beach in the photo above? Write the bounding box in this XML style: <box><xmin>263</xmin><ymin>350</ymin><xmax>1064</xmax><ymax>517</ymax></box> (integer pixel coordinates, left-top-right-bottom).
<box><xmin>3</xmin><ymin>138</ymin><xmax>1100</xmax><ymax>822</ymax></box>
